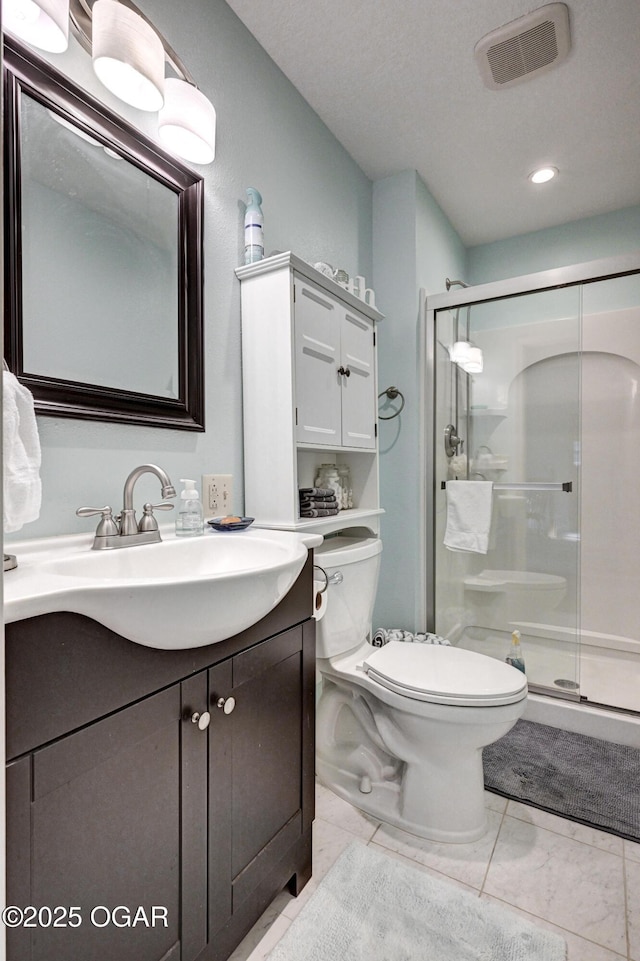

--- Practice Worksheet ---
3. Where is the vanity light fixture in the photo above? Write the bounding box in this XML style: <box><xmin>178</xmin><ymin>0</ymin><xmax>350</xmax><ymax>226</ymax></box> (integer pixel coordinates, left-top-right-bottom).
<box><xmin>3</xmin><ymin>0</ymin><xmax>69</xmax><ymax>53</ymax></box>
<box><xmin>3</xmin><ymin>0</ymin><xmax>217</xmax><ymax>164</ymax></box>
<box><xmin>450</xmin><ymin>341</ymin><xmax>484</xmax><ymax>374</ymax></box>
<box><xmin>529</xmin><ymin>165</ymin><xmax>558</xmax><ymax>184</ymax></box>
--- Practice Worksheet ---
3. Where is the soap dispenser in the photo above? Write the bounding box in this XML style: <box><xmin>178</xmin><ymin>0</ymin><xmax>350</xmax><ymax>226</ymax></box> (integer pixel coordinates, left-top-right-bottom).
<box><xmin>176</xmin><ymin>479</ymin><xmax>204</xmax><ymax>537</ymax></box>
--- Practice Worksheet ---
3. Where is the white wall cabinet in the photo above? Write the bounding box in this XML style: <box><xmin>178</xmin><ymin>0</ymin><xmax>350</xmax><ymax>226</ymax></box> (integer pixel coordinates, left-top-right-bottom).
<box><xmin>237</xmin><ymin>252</ymin><xmax>384</xmax><ymax>534</ymax></box>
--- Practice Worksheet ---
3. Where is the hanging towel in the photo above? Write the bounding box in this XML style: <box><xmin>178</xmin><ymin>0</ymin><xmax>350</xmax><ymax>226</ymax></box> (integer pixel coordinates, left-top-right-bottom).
<box><xmin>3</xmin><ymin>370</ymin><xmax>42</xmax><ymax>533</ymax></box>
<box><xmin>443</xmin><ymin>480</ymin><xmax>493</xmax><ymax>554</ymax></box>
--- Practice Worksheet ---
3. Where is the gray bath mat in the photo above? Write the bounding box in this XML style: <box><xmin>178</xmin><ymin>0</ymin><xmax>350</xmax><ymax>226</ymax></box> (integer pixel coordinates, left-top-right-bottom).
<box><xmin>267</xmin><ymin>841</ymin><xmax>566</xmax><ymax>961</ymax></box>
<box><xmin>483</xmin><ymin>719</ymin><xmax>640</xmax><ymax>841</ymax></box>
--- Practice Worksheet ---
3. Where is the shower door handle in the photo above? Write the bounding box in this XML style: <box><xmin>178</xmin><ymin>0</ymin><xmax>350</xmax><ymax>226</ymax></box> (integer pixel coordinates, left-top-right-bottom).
<box><xmin>444</xmin><ymin>424</ymin><xmax>462</xmax><ymax>458</ymax></box>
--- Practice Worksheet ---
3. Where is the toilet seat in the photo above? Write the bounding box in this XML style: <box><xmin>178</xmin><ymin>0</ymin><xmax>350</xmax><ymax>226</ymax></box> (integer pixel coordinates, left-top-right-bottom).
<box><xmin>362</xmin><ymin>642</ymin><xmax>527</xmax><ymax>707</ymax></box>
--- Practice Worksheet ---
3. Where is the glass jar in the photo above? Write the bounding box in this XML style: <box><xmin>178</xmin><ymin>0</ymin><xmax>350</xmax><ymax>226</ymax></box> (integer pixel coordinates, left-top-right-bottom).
<box><xmin>314</xmin><ymin>463</ymin><xmax>341</xmax><ymax>507</ymax></box>
<box><xmin>337</xmin><ymin>464</ymin><xmax>353</xmax><ymax>509</ymax></box>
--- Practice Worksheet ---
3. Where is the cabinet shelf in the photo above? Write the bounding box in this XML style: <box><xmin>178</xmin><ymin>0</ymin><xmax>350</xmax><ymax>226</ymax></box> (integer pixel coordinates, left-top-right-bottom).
<box><xmin>255</xmin><ymin>507</ymin><xmax>385</xmax><ymax>536</ymax></box>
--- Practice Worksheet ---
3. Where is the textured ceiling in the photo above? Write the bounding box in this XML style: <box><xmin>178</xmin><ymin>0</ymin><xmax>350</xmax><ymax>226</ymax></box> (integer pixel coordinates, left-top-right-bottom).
<box><xmin>225</xmin><ymin>0</ymin><xmax>640</xmax><ymax>246</ymax></box>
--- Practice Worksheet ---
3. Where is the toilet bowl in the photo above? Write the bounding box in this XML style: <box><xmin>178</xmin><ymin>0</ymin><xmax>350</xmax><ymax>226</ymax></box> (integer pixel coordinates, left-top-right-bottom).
<box><xmin>314</xmin><ymin>535</ymin><xmax>528</xmax><ymax>843</ymax></box>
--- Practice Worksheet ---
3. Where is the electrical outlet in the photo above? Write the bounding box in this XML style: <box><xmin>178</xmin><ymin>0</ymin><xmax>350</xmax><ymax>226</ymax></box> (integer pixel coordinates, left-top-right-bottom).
<box><xmin>202</xmin><ymin>474</ymin><xmax>233</xmax><ymax>518</ymax></box>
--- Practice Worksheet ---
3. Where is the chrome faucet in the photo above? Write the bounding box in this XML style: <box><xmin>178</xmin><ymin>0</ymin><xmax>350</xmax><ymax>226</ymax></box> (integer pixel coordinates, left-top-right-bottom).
<box><xmin>77</xmin><ymin>464</ymin><xmax>177</xmax><ymax>550</ymax></box>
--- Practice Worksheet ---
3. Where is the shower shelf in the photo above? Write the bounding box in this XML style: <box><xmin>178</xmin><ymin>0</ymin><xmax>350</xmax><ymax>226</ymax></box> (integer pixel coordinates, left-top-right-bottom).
<box><xmin>440</xmin><ymin>481</ymin><xmax>573</xmax><ymax>493</ymax></box>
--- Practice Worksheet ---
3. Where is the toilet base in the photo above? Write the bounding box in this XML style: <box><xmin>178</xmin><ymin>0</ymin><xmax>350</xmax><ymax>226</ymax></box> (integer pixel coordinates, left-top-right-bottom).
<box><xmin>316</xmin><ymin>755</ymin><xmax>488</xmax><ymax>844</ymax></box>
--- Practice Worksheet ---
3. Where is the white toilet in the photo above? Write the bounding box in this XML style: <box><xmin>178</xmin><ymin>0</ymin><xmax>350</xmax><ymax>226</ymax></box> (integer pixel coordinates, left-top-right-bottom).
<box><xmin>314</xmin><ymin>534</ymin><xmax>528</xmax><ymax>843</ymax></box>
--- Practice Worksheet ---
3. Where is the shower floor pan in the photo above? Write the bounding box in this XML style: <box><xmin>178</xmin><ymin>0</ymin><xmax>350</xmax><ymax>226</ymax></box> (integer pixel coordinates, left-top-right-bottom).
<box><xmin>460</xmin><ymin>624</ymin><xmax>640</xmax><ymax>714</ymax></box>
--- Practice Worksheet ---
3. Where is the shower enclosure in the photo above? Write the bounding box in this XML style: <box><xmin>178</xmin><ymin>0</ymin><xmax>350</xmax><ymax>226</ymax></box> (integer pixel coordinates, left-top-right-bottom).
<box><xmin>425</xmin><ymin>253</ymin><xmax>640</xmax><ymax>714</ymax></box>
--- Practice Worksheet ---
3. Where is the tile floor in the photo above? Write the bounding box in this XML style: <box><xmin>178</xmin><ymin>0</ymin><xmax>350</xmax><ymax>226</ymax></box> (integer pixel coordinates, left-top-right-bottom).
<box><xmin>230</xmin><ymin>782</ymin><xmax>640</xmax><ymax>961</ymax></box>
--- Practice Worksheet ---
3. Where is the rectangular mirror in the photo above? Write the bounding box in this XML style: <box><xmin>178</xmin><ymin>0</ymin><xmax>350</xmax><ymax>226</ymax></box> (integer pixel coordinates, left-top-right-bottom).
<box><xmin>3</xmin><ymin>36</ymin><xmax>205</xmax><ymax>430</ymax></box>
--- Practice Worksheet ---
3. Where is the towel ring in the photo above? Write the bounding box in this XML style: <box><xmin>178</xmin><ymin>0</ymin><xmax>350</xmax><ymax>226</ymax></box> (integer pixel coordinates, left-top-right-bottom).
<box><xmin>378</xmin><ymin>386</ymin><xmax>405</xmax><ymax>420</ymax></box>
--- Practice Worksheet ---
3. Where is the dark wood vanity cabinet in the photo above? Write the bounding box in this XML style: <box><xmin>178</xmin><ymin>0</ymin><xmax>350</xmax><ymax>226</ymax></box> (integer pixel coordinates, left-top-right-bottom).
<box><xmin>5</xmin><ymin>557</ymin><xmax>316</xmax><ymax>961</ymax></box>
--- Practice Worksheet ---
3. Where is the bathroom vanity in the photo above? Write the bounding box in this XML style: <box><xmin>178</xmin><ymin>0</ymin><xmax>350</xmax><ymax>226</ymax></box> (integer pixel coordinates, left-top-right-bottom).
<box><xmin>5</xmin><ymin>555</ymin><xmax>315</xmax><ymax>961</ymax></box>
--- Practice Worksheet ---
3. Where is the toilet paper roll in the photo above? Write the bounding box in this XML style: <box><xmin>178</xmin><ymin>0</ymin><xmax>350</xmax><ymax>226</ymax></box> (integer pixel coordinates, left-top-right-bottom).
<box><xmin>313</xmin><ymin>580</ymin><xmax>328</xmax><ymax>621</ymax></box>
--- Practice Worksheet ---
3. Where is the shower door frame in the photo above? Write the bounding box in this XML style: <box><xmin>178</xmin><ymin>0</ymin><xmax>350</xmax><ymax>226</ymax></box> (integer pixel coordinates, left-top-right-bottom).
<box><xmin>423</xmin><ymin>249</ymin><xmax>640</xmax><ymax>699</ymax></box>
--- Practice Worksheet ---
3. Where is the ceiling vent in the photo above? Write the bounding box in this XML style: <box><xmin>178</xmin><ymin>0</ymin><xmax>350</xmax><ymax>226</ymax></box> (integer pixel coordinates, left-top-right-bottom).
<box><xmin>475</xmin><ymin>3</ymin><xmax>571</xmax><ymax>90</ymax></box>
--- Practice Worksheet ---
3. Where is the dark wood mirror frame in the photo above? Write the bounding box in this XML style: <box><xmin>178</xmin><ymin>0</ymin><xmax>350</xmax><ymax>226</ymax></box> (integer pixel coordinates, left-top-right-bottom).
<box><xmin>3</xmin><ymin>35</ymin><xmax>205</xmax><ymax>431</ymax></box>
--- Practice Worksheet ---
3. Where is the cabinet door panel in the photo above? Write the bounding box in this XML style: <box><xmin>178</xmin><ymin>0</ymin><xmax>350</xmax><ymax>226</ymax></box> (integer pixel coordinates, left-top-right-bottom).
<box><xmin>231</xmin><ymin>634</ymin><xmax>303</xmax><ymax>878</ymax></box>
<box><xmin>341</xmin><ymin>309</ymin><xmax>376</xmax><ymax>448</ymax></box>
<box><xmin>294</xmin><ymin>282</ymin><xmax>342</xmax><ymax>445</ymax></box>
<box><xmin>29</xmin><ymin>687</ymin><xmax>181</xmax><ymax>961</ymax></box>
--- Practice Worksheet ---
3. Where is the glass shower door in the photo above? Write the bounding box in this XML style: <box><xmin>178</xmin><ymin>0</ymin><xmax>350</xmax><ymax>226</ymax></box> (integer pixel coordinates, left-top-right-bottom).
<box><xmin>433</xmin><ymin>286</ymin><xmax>582</xmax><ymax>696</ymax></box>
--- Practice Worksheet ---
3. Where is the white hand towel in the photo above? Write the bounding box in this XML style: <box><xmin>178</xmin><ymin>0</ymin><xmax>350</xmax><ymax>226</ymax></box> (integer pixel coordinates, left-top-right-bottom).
<box><xmin>3</xmin><ymin>371</ymin><xmax>42</xmax><ymax>533</ymax></box>
<box><xmin>444</xmin><ymin>480</ymin><xmax>493</xmax><ymax>554</ymax></box>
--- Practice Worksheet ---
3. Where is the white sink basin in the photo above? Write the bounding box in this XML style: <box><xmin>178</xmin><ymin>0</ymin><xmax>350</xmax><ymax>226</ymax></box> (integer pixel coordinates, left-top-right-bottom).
<box><xmin>4</xmin><ymin>528</ymin><xmax>320</xmax><ymax>649</ymax></box>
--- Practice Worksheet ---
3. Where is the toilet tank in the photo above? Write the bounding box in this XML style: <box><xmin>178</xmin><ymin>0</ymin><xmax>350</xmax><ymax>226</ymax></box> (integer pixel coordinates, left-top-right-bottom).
<box><xmin>314</xmin><ymin>535</ymin><xmax>382</xmax><ymax>658</ymax></box>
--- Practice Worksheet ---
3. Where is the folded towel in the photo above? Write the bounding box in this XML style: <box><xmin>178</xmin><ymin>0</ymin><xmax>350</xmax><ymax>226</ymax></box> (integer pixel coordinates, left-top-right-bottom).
<box><xmin>300</xmin><ymin>497</ymin><xmax>339</xmax><ymax>510</ymax></box>
<box><xmin>3</xmin><ymin>371</ymin><xmax>42</xmax><ymax>533</ymax></box>
<box><xmin>443</xmin><ymin>480</ymin><xmax>493</xmax><ymax>554</ymax></box>
<box><xmin>300</xmin><ymin>507</ymin><xmax>339</xmax><ymax>518</ymax></box>
<box><xmin>299</xmin><ymin>487</ymin><xmax>335</xmax><ymax>497</ymax></box>
<box><xmin>371</xmin><ymin>628</ymin><xmax>450</xmax><ymax>647</ymax></box>
<box><xmin>299</xmin><ymin>493</ymin><xmax>339</xmax><ymax>504</ymax></box>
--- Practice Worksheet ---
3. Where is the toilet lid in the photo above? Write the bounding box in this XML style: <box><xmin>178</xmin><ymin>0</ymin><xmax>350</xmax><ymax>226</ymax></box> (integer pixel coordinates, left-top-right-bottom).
<box><xmin>363</xmin><ymin>642</ymin><xmax>527</xmax><ymax>707</ymax></box>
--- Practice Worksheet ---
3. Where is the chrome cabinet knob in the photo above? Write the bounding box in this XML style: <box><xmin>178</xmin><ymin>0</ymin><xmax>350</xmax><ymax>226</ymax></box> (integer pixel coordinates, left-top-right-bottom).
<box><xmin>217</xmin><ymin>696</ymin><xmax>236</xmax><ymax>715</ymax></box>
<box><xmin>191</xmin><ymin>711</ymin><xmax>211</xmax><ymax>730</ymax></box>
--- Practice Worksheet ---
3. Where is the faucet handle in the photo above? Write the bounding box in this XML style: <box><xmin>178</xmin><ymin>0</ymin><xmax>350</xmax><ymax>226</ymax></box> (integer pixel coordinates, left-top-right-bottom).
<box><xmin>76</xmin><ymin>506</ymin><xmax>120</xmax><ymax>537</ymax></box>
<box><xmin>138</xmin><ymin>502</ymin><xmax>175</xmax><ymax>533</ymax></box>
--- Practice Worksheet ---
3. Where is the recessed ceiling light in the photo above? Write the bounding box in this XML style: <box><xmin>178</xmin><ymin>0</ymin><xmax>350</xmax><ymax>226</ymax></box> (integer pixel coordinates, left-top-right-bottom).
<box><xmin>529</xmin><ymin>166</ymin><xmax>558</xmax><ymax>184</ymax></box>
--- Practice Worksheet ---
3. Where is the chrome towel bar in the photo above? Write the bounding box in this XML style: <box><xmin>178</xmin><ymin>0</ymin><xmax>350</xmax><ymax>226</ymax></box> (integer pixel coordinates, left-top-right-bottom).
<box><xmin>441</xmin><ymin>481</ymin><xmax>573</xmax><ymax>492</ymax></box>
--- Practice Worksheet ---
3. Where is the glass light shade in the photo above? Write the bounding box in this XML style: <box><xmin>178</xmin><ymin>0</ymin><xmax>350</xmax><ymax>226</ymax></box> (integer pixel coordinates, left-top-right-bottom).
<box><xmin>3</xmin><ymin>0</ymin><xmax>69</xmax><ymax>52</ymax></box>
<box><xmin>158</xmin><ymin>78</ymin><xmax>216</xmax><ymax>164</ymax></box>
<box><xmin>462</xmin><ymin>347</ymin><xmax>483</xmax><ymax>373</ymax></box>
<box><xmin>450</xmin><ymin>341</ymin><xmax>472</xmax><ymax>365</ymax></box>
<box><xmin>450</xmin><ymin>341</ymin><xmax>483</xmax><ymax>373</ymax></box>
<box><xmin>92</xmin><ymin>0</ymin><xmax>165</xmax><ymax>112</ymax></box>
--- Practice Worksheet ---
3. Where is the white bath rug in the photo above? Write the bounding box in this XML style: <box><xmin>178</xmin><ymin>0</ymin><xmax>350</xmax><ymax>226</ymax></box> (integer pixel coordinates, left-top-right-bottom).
<box><xmin>267</xmin><ymin>841</ymin><xmax>566</xmax><ymax>961</ymax></box>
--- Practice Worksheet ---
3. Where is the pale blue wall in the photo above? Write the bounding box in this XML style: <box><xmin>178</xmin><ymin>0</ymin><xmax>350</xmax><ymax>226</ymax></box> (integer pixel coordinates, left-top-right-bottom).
<box><xmin>8</xmin><ymin>0</ymin><xmax>374</xmax><ymax>539</ymax></box>
<box><xmin>373</xmin><ymin>171</ymin><xmax>466</xmax><ymax>630</ymax></box>
<box><xmin>468</xmin><ymin>204</ymin><xmax>640</xmax><ymax>284</ymax></box>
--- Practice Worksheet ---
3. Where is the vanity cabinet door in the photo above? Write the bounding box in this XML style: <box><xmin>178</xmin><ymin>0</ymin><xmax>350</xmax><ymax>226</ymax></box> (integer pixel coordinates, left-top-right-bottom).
<box><xmin>5</xmin><ymin>685</ymin><xmax>182</xmax><ymax>961</ymax></box>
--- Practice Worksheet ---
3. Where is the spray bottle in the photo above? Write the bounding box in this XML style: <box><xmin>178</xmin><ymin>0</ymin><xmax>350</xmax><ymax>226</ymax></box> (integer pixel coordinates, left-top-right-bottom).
<box><xmin>506</xmin><ymin>629</ymin><xmax>525</xmax><ymax>673</ymax></box>
<box><xmin>244</xmin><ymin>187</ymin><xmax>264</xmax><ymax>265</ymax></box>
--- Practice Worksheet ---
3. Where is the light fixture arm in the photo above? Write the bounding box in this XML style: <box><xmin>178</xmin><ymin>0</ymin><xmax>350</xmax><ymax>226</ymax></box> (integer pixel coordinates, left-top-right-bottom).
<box><xmin>68</xmin><ymin>0</ymin><xmax>196</xmax><ymax>85</ymax></box>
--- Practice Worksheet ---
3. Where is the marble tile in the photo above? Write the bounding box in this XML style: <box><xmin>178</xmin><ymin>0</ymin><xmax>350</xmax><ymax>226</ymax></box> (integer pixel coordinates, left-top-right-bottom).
<box><xmin>506</xmin><ymin>800</ymin><xmax>624</xmax><ymax>854</ymax></box>
<box><xmin>484</xmin><ymin>814</ymin><xmax>627</xmax><ymax>955</ymax></box>
<box><xmin>227</xmin><ymin>906</ymin><xmax>292</xmax><ymax>961</ymax></box>
<box><xmin>626</xmin><ymin>838</ymin><xmax>640</xmax><ymax>863</ymax></box>
<box><xmin>484</xmin><ymin>789</ymin><xmax>508</xmax><ymax>814</ymax></box>
<box><xmin>371</xmin><ymin>808</ymin><xmax>503</xmax><ymax>890</ymax></box>
<box><xmin>625</xmin><ymin>855</ymin><xmax>640</xmax><ymax>960</ymax></box>
<box><xmin>315</xmin><ymin>782</ymin><xmax>381</xmax><ymax>840</ymax></box>
<box><xmin>482</xmin><ymin>894</ymin><xmax>627</xmax><ymax>961</ymax></box>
